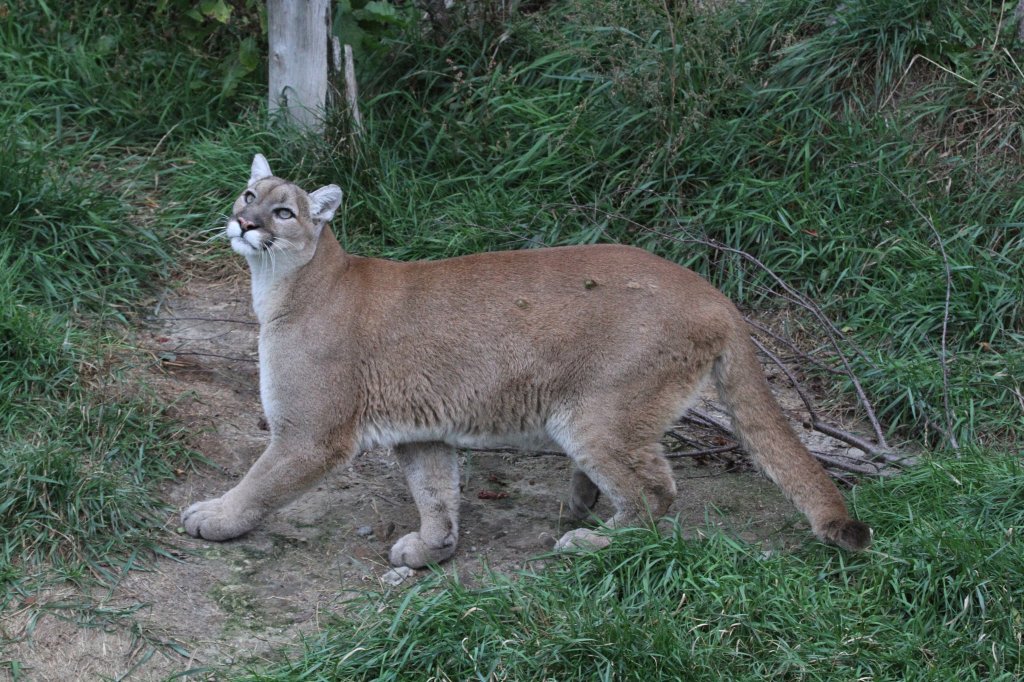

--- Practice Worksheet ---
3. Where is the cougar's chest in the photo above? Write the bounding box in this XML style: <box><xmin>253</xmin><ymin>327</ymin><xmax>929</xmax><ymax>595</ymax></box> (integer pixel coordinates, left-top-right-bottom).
<box><xmin>257</xmin><ymin>332</ymin><xmax>284</xmax><ymax>425</ymax></box>
<box><xmin>256</xmin><ymin>327</ymin><xmax>315</xmax><ymax>427</ymax></box>
<box><xmin>256</xmin><ymin>320</ymin><xmax>350</xmax><ymax>428</ymax></box>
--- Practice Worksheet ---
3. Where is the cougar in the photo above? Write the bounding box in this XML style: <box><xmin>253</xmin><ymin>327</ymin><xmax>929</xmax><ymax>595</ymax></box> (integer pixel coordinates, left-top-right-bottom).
<box><xmin>181</xmin><ymin>154</ymin><xmax>871</xmax><ymax>568</ymax></box>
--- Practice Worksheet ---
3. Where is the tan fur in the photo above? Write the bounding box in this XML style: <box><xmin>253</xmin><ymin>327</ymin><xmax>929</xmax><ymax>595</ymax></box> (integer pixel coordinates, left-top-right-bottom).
<box><xmin>181</xmin><ymin>155</ymin><xmax>871</xmax><ymax>567</ymax></box>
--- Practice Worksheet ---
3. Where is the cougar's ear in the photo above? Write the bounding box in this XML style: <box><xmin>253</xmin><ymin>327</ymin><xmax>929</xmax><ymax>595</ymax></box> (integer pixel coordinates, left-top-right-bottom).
<box><xmin>308</xmin><ymin>185</ymin><xmax>343</xmax><ymax>223</ymax></box>
<box><xmin>249</xmin><ymin>154</ymin><xmax>273</xmax><ymax>186</ymax></box>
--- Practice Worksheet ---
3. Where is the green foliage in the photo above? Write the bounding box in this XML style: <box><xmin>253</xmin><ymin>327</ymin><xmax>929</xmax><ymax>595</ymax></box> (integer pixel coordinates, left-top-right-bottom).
<box><xmin>333</xmin><ymin>0</ymin><xmax>418</xmax><ymax>59</ymax></box>
<box><xmin>0</xmin><ymin>1</ymin><xmax>261</xmax><ymax>141</ymax></box>
<box><xmin>0</xmin><ymin>398</ymin><xmax>192</xmax><ymax>593</ymax></box>
<box><xmin>0</xmin><ymin>249</ymin><xmax>77</xmax><ymax>418</ymax></box>
<box><xmin>246</xmin><ymin>451</ymin><xmax>1024</xmax><ymax>681</ymax></box>
<box><xmin>0</xmin><ymin>134</ymin><xmax>168</xmax><ymax>313</ymax></box>
<box><xmin>155</xmin><ymin>0</ymin><xmax>265</xmax><ymax>99</ymax></box>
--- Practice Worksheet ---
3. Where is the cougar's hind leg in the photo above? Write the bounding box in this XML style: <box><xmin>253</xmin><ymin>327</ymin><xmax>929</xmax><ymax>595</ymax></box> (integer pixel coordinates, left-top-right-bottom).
<box><xmin>549</xmin><ymin>411</ymin><xmax>678</xmax><ymax>551</ymax></box>
<box><xmin>389</xmin><ymin>442</ymin><xmax>461</xmax><ymax>568</ymax></box>
<box><xmin>568</xmin><ymin>467</ymin><xmax>601</xmax><ymax>521</ymax></box>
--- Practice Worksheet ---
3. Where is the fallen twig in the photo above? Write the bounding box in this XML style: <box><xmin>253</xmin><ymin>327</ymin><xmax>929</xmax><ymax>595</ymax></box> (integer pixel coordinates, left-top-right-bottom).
<box><xmin>749</xmin><ymin>336</ymin><xmax>908</xmax><ymax>467</ymax></box>
<box><xmin>145</xmin><ymin>316</ymin><xmax>258</xmax><ymax>326</ymax></box>
<box><xmin>147</xmin><ymin>349</ymin><xmax>258</xmax><ymax>364</ymax></box>
<box><xmin>664</xmin><ymin>444</ymin><xmax>740</xmax><ymax>459</ymax></box>
<box><xmin>743</xmin><ymin>316</ymin><xmax>848</xmax><ymax>377</ymax></box>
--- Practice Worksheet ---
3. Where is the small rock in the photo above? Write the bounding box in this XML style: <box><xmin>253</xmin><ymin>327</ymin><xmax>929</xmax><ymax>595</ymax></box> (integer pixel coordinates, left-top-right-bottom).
<box><xmin>380</xmin><ymin>566</ymin><xmax>415</xmax><ymax>586</ymax></box>
<box><xmin>356</xmin><ymin>525</ymin><xmax>374</xmax><ymax>538</ymax></box>
<box><xmin>844</xmin><ymin>447</ymin><xmax>866</xmax><ymax>459</ymax></box>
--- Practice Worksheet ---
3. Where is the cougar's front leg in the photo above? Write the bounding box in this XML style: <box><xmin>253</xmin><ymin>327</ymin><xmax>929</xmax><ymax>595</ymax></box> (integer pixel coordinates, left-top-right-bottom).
<box><xmin>389</xmin><ymin>442</ymin><xmax>460</xmax><ymax>569</ymax></box>
<box><xmin>182</xmin><ymin>434</ymin><xmax>349</xmax><ymax>541</ymax></box>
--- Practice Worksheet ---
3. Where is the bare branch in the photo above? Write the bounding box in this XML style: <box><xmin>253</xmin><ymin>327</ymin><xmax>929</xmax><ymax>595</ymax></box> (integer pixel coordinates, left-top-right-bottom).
<box><xmin>749</xmin><ymin>335</ymin><xmax>817</xmax><ymax>417</ymax></box>
<box><xmin>878</xmin><ymin>174</ymin><xmax>959</xmax><ymax>451</ymax></box>
<box><xmin>684</xmin><ymin>407</ymin><xmax>733</xmax><ymax>434</ymax></box>
<box><xmin>748</xmin><ymin>335</ymin><xmax>910</xmax><ymax>467</ymax></box>
<box><xmin>744</xmin><ymin>316</ymin><xmax>848</xmax><ymax>377</ymax></box>
<box><xmin>343</xmin><ymin>44</ymin><xmax>363</xmax><ymax>134</ymax></box>
<box><xmin>812</xmin><ymin>452</ymin><xmax>890</xmax><ymax>476</ymax></box>
<box><xmin>664</xmin><ymin>444</ymin><xmax>740</xmax><ymax>459</ymax></box>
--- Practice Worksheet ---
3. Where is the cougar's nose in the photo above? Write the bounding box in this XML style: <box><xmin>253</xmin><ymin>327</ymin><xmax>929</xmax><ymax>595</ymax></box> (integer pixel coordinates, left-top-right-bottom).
<box><xmin>238</xmin><ymin>216</ymin><xmax>258</xmax><ymax>233</ymax></box>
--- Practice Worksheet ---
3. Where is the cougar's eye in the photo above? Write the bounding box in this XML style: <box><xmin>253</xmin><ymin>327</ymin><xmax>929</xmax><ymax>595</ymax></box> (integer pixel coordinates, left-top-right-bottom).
<box><xmin>274</xmin><ymin>208</ymin><xmax>294</xmax><ymax>220</ymax></box>
<box><xmin>243</xmin><ymin>191</ymin><xmax>255</xmax><ymax>204</ymax></box>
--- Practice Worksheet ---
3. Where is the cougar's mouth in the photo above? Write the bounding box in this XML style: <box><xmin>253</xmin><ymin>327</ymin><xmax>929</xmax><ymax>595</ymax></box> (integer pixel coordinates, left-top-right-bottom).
<box><xmin>226</xmin><ymin>218</ymin><xmax>272</xmax><ymax>255</ymax></box>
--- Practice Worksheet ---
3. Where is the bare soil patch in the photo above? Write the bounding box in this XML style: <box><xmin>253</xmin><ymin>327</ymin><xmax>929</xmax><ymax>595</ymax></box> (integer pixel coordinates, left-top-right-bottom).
<box><xmin>3</xmin><ymin>264</ymin><xmax>884</xmax><ymax>681</ymax></box>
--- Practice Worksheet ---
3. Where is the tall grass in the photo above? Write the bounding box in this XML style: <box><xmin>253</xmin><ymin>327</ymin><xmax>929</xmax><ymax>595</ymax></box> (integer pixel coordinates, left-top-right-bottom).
<box><xmin>0</xmin><ymin>0</ymin><xmax>257</xmax><ymax>591</ymax></box>
<box><xmin>171</xmin><ymin>0</ymin><xmax>1023</xmax><ymax>445</ymax></box>
<box><xmin>0</xmin><ymin>2</ymin><xmax>257</xmax><ymax>142</ymax></box>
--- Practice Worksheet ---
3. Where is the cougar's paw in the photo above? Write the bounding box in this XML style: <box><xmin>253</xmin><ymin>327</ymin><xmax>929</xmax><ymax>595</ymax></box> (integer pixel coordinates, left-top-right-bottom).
<box><xmin>389</xmin><ymin>531</ymin><xmax>456</xmax><ymax>569</ymax></box>
<box><xmin>817</xmin><ymin>518</ymin><xmax>872</xmax><ymax>551</ymax></box>
<box><xmin>181</xmin><ymin>497</ymin><xmax>257</xmax><ymax>541</ymax></box>
<box><xmin>554</xmin><ymin>528</ymin><xmax>612</xmax><ymax>553</ymax></box>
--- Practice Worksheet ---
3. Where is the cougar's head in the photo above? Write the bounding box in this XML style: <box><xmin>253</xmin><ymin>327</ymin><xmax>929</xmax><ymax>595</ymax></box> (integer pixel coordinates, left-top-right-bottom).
<box><xmin>226</xmin><ymin>154</ymin><xmax>343</xmax><ymax>268</ymax></box>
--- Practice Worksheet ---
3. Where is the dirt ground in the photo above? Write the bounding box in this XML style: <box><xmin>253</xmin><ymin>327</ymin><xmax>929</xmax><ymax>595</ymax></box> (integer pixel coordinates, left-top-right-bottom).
<box><xmin>1</xmin><ymin>262</ymin><xmax>886</xmax><ymax>681</ymax></box>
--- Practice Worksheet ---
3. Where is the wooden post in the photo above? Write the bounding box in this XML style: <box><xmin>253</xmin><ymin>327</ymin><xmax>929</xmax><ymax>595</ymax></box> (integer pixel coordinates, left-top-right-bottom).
<box><xmin>267</xmin><ymin>0</ymin><xmax>331</xmax><ymax>132</ymax></box>
<box><xmin>343</xmin><ymin>44</ymin><xmax>363</xmax><ymax>134</ymax></box>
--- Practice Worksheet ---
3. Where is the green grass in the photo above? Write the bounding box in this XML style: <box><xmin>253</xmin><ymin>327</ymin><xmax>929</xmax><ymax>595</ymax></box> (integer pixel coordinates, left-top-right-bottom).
<box><xmin>247</xmin><ymin>451</ymin><xmax>1024</xmax><ymax>681</ymax></box>
<box><xmin>0</xmin><ymin>2</ymin><xmax>255</xmax><ymax>143</ymax></box>
<box><xmin>2</xmin><ymin>0</ymin><xmax>1023</xmax><ymax>677</ymax></box>
<box><xmin>0</xmin><ymin>136</ymin><xmax>187</xmax><ymax>591</ymax></box>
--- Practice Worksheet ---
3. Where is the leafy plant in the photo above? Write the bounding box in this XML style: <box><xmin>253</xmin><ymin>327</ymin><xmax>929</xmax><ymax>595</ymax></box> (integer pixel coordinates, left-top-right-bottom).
<box><xmin>333</xmin><ymin>0</ymin><xmax>418</xmax><ymax>58</ymax></box>
<box><xmin>155</xmin><ymin>0</ymin><xmax>265</xmax><ymax>99</ymax></box>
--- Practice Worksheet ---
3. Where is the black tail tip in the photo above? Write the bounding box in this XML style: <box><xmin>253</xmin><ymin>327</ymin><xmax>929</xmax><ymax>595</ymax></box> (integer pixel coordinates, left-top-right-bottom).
<box><xmin>819</xmin><ymin>518</ymin><xmax>872</xmax><ymax>551</ymax></box>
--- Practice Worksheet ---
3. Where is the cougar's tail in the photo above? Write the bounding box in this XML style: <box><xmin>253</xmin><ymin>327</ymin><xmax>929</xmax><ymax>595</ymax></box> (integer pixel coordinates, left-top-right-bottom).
<box><xmin>712</xmin><ymin>332</ymin><xmax>871</xmax><ymax>551</ymax></box>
